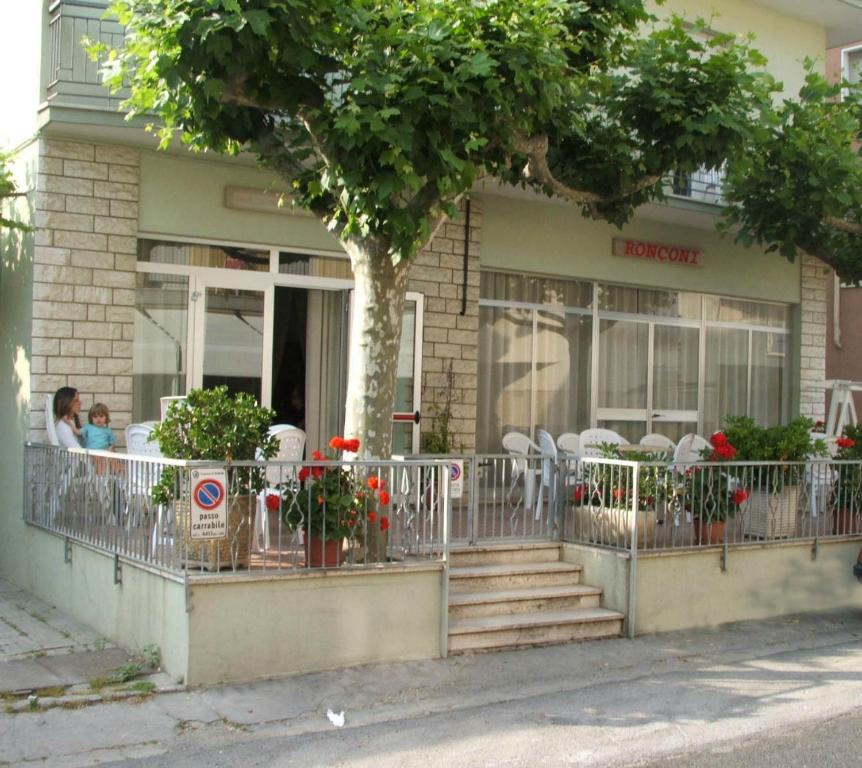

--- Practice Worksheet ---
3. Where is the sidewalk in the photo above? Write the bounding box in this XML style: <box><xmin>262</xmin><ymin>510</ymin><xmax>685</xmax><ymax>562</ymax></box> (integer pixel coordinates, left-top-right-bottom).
<box><xmin>2</xmin><ymin>575</ymin><xmax>862</xmax><ymax>766</ymax></box>
<box><xmin>0</xmin><ymin>577</ymin><xmax>172</xmax><ymax>699</ymax></box>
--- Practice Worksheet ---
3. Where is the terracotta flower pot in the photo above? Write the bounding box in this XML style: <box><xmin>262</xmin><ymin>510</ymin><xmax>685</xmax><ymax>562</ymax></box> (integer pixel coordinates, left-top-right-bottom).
<box><xmin>305</xmin><ymin>533</ymin><xmax>343</xmax><ymax>568</ymax></box>
<box><xmin>693</xmin><ymin>518</ymin><xmax>725</xmax><ymax>545</ymax></box>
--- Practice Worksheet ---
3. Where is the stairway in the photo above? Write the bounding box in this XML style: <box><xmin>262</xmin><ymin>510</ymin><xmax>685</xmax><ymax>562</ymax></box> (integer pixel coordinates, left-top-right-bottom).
<box><xmin>447</xmin><ymin>542</ymin><xmax>624</xmax><ymax>654</ymax></box>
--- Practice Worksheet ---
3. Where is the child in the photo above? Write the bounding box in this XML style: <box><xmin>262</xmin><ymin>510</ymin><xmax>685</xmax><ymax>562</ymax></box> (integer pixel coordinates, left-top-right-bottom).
<box><xmin>81</xmin><ymin>403</ymin><xmax>117</xmax><ymax>452</ymax></box>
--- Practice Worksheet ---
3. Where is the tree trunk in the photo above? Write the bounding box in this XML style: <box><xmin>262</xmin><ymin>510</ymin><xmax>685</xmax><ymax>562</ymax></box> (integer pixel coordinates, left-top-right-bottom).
<box><xmin>343</xmin><ymin>237</ymin><xmax>410</xmax><ymax>460</ymax></box>
<box><xmin>343</xmin><ymin>238</ymin><xmax>409</xmax><ymax>563</ymax></box>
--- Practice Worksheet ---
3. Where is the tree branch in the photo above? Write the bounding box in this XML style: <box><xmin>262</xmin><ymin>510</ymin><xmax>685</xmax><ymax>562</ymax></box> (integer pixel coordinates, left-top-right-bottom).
<box><xmin>825</xmin><ymin>215</ymin><xmax>862</xmax><ymax>235</ymax></box>
<box><xmin>515</xmin><ymin>133</ymin><xmax>661</xmax><ymax>206</ymax></box>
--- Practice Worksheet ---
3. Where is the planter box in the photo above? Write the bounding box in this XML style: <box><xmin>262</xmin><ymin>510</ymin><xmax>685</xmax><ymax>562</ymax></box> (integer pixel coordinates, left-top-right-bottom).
<box><xmin>176</xmin><ymin>495</ymin><xmax>253</xmax><ymax>570</ymax></box>
<box><xmin>745</xmin><ymin>486</ymin><xmax>800</xmax><ymax>539</ymax></box>
<box><xmin>573</xmin><ymin>505</ymin><xmax>657</xmax><ymax>549</ymax></box>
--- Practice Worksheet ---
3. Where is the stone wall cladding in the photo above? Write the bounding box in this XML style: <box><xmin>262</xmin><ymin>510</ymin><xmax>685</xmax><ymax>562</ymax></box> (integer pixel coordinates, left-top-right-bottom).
<box><xmin>31</xmin><ymin>139</ymin><xmax>139</xmax><ymax>444</ymax></box>
<box><xmin>799</xmin><ymin>253</ymin><xmax>829</xmax><ymax>422</ymax></box>
<box><xmin>408</xmin><ymin>200</ymin><xmax>481</xmax><ymax>453</ymax></box>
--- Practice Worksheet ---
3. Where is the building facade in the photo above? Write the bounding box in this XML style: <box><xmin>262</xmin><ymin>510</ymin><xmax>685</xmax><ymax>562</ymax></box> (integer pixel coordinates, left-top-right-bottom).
<box><xmin>3</xmin><ymin>1</ymin><xmax>862</xmax><ymax>579</ymax></box>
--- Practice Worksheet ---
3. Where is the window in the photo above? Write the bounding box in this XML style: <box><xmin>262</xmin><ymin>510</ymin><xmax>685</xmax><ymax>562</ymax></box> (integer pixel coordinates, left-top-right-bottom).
<box><xmin>478</xmin><ymin>271</ymin><xmax>792</xmax><ymax>449</ymax></box>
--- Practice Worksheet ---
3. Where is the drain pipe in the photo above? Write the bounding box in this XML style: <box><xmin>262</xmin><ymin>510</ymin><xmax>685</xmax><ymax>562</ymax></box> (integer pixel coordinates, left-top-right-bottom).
<box><xmin>833</xmin><ymin>272</ymin><xmax>843</xmax><ymax>349</ymax></box>
<box><xmin>460</xmin><ymin>199</ymin><xmax>471</xmax><ymax>316</ymax></box>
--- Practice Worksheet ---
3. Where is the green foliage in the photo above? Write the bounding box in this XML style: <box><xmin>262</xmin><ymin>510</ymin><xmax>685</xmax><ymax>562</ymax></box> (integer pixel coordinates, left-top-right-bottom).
<box><xmin>421</xmin><ymin>359</ymin><xmax>460</xmax><ymax>454</ymax></box>
<box><xmin>109</xmin><ymin>660</ymin><xmax>145</xmax><ymax>683</ymax></box>
<box><xmin>722</xmin><ymin>63</ymin><xmax>862</xmax><ymax>282</ymax></box>
<box><xmin>0</xmin><ymin>149</ymin><xmax>30</xmax><ymax>232</ymax></box>
<box><xmin>98</xmin><ymin>1</ymin><xmax>770</xmax><ymax>261</ymax></box>
<box><xmin>721</xmin><ymin>416</ymin><xmax>825</xmax><ymax>463</ymax></box>
<box><xmin>833</xmin><ymin>424</ymin><xmax>862</xmax><ymax>510</ymax></box>
<box><xmin>150</xmin><ymin>386</ymin><xmax>277</xmax><ymax>504</ymax></box>
<box><xmin>141</xmin><ymin>643</ymin><xmax>161</xmax><ymax>669</ymax></box>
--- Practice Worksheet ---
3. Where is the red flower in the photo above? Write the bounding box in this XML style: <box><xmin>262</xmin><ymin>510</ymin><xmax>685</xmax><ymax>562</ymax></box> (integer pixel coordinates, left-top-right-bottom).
<box><xmin>837</xmin><ymin>437</ymin><xmax>856</xmax><ymax>449</ymax></box>
<box><xmin>733</xmin><ymin>488</ymin><xmax>749</xmax><ymax>505</ymax></box>
<box><xmin>311</xmin><ymin>465</ymin><xmax>325</xmax><ymax>478</ymax></box>
<box><xmin>711</xmin><ymin>444</ymin><xmax>737</xmax><ymax>461</ymax></box>
<box><xmin>311</xmin><ymin>450</ymin><xmax>325</xmax><ymax>461</ymax></box>
<box><xmin>814</xmin><ymin>420</ymin><xmax>826</xmax><ymax>431</ymax></box>
<box><xmin>572</xmin><ymin>484</ymin><xmax>586</xmax><ymax>504</ymax></box>
<box><xmin>367</xmin><ymin>475</ymin><xmax>382</xmax><ymax>490</ymax></box>
<box><xmin>367</xmin><ymin>511</ymin><xmax>377</xmax><ymax>524</ymax></box>
<box><xmin>298</xmin><ymin>467</ymin><xmax>310</xmax><ymax>482</ymax></box>
<box><xmin>265</xmin><ymin>493</ymin><xmax>281</xmax><ymax>511</ymax></box>
<box><xmin>343</xmin><ymin>438</ymin><xmax>360</xmax><ymax>453</ymax></box>
<box><xmin>379</xmin><ymin>516</ymin><xmax>390</xmax><ymax>531</ymax></box>
<box><xmin>379</xmin><ymin>490</ymin><xmax>391</xmax><ymax>506</ymax></box>
<box><xmin>711</xmin><ymin>432</ymin><xmax>728</xmax><ymax>447</ymax></box>
<box><xmin>612</xmin><ymin>488</ymin><xmax>625</xmax><ymax>502</ymax></box>
<box><xmin>329</xmin><ymin>436</ymin><xmax>345</xmax><ymax>450</ymax></box>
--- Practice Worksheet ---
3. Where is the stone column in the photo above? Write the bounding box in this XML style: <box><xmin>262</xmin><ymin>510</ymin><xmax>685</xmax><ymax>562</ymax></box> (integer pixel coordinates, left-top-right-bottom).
<box><xmin>798</xmin><ymin>253</ymin><xmax>830</xmax><ymax>422</ymax></box>
<box><xmin>408</xmin><ymin>200</ymin><xmax>481</xmax><ymax>453</ymax></box>
<box><xmin>30</xmin><ymin>139</ymin><xmax>139</xmax><ymax>444</ymax></box>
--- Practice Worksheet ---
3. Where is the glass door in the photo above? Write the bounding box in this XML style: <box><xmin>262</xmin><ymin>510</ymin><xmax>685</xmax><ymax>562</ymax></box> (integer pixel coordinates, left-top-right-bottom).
<box><xmin>597</xmin><ymin>319</ymin><xmax>699</xmax><ymax>442</ymax></box>
<box><xmin>596</xmin><ymin>318</ymin><xmax>649</xmax><ymax>441</ymax></box>
<box><xmin>392</xmin><ymin>293</ymin><xmax>424</xmax><ymax>454</ymax></box>
<box><xmin>190</xmin><ymin>279</ymin><xmax>268</xmax><ymax>401</ymax></box>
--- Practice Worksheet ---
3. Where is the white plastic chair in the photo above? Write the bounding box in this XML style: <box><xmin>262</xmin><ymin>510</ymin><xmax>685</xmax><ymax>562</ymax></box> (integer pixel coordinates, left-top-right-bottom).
<box><xmin>639</xmin><ymin>433</ymin><xmax>676</xmax><ymax>455</ymax></box>
<box><xmin>502</xmin><ymin>431</ymin><xmax>542</xmax><ymax>513</ymax></box>
<box><xmin>537</xmin><ymin>429</ymin><xmax>581</xmax><ymax>522</ymax></box>
<box><xmin>256</xmin><ymin>425</ymin><xmax>307</xmax><ymax>550</ymax></box>
<box><xmin>125</xmin><ymin>423</ymin><xmax>163</xmax><ymax>458</ymax></box>
<box><xmin>123</xmin><ymin>423</ymin><xmax>166</xmax><ymax>552</ymax></box>
<box><xmin>556</xmin><ymin>432</ymin><xmax>580</xmax><ymax>456</ymax></box>
<box><xmin>672</xmin><ymin>433</ymin><xmax>712</xmax><ymax>466</ymax></box>
<box><xmin>45</xmin><ymin>394</ymin><xmax>60</xmax><ymax>447</ymax></box>
<box><xmin>578</xmin><ymin>428</ymin><xmax>628</xmax><ymax>458</ymax></box>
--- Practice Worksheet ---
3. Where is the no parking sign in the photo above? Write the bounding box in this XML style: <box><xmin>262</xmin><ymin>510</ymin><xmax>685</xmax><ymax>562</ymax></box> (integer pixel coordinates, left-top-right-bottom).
<box><xmin>449</xmin><ymin>460</ymin><xmax>463</xmax><ymax>499</ymax></box>
<box><xmin>190</xmin><ymin>469</ymin><xmax>228</xmax><ymax>540</ymax></box>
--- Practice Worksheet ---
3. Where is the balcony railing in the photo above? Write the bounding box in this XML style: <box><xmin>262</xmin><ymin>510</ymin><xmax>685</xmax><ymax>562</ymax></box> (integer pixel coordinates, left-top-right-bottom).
<box><xmin>46</xmin><ymin>0</ymin><xmax>126</xmax><ymax>111</ymax></box>
<box><xmin>666</xmin><ymin>166</ymin><xmax>725</xmax><ymax>205</ymax></box>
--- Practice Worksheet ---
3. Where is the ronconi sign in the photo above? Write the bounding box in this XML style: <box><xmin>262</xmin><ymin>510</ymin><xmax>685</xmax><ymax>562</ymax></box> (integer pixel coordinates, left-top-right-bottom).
<box><xmin>612</xmin><ymin>238</ymin><xmax>702</xmax><ymax>267</ymax></box>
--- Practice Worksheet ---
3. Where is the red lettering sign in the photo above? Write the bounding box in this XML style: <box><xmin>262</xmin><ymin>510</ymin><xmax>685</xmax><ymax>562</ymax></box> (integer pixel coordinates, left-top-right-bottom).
<box><xmin>612</xmin><ymin>238</ymin><xmax>702</xmax><ymax>267</ymax></box>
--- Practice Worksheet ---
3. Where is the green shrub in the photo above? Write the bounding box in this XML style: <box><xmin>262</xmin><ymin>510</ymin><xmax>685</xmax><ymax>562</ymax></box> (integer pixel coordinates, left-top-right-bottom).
<box><xmin>150</xmin><ymin>386</ymin><xmax>278</xmax><ymax>504</ymax></box>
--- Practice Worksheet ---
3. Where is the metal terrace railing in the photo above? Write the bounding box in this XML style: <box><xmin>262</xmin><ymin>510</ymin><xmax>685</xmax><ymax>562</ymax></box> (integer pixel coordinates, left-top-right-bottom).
<box><xmin>561</xmin><ymin>456</ymin><xmax>862</xmax><ymax>553</ymax></box>
<box><xmin>23</xmin><ymin>445</ymin><xmax>862</xmax><ymax>577</ymax></box>
<box><xmin>23</xmin><ymin>444</ymin><xmax>452</xmax><ymax>575</ymax></box>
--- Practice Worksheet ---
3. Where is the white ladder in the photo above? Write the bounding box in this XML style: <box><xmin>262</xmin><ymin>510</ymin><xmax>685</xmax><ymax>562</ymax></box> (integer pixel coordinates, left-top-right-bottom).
<box><xmin>824</xmin><ymin>379</ymin><xmax>861</xmax><ymax>436</ymax></box>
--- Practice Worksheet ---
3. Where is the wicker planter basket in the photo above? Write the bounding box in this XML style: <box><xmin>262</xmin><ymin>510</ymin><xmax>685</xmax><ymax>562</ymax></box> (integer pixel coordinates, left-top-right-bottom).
<box><xmin>175</xmin><ymin>495</ymin><xmax>253</xmax><ymax>570</ymax></box>
<box><xmin>745</xmin><ymin>485</ymin><xmax>800</xmax><ymax>539</ymax></box>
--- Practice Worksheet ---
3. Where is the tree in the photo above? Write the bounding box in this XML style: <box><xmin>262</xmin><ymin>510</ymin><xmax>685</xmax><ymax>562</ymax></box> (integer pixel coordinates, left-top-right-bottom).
<box><xmin>99</xmin><ymin>0</ymin><xmax>852</xmax><ymax>458</ymax></box>
<box><xmin>721</xmin><ymin>65</ymin><xmax>862</xmax><ymax>283</ymax></box>
<box><xmin>0</xmin><ymin>150</ymin><xmax>28</xmax><ymax>232</ymax></box>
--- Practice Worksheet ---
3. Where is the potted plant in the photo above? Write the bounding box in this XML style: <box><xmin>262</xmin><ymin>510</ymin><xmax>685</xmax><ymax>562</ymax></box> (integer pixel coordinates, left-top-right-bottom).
<box><xmin>684</xmin><ymin>432</ymin><xmax>748</xmax><ymax>544</ymax></box>
<box><xmin>721</xmin><ymin>416</ymin><xmax>826</xmax><ymax>538</ymax></box>
<box><xmin>831</xmin><ymin>424</ymin><xmax>862</xmax><ymax>534</ymax></box>
<box><xmin>276</xmin><ymin>436</ymin><xmax>391</xmax><ymax>567</ymax></box>
<box><xmin>151</xmin><ymin>386</ymin><xmax>278</xmax><ymax>569</ymax></box>
<box><xmin>572</xmin><ymin>445</ymin><xmax>669</xmax><ymax>548</ymax></box>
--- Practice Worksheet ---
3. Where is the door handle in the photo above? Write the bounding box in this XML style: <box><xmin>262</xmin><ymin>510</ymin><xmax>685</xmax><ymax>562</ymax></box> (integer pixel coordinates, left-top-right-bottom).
<box><xmin>393</xmin><ymin>411</ymin><xmax>421</xmax><ymax>424</ymax></box>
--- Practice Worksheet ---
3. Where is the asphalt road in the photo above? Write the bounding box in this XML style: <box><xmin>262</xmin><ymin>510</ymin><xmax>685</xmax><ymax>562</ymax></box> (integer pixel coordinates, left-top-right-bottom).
<box><xmin>641</xmin><ymin>710</ymin><xmax>862</xmax><ymax>768</ymax></box>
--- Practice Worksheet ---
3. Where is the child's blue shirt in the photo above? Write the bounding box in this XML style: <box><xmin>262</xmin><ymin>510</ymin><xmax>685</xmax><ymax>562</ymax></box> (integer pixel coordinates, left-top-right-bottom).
<box><xmin>81</xmin><ymin>424</ymin><xmax>116</xmax><ymax>451</ymax></box>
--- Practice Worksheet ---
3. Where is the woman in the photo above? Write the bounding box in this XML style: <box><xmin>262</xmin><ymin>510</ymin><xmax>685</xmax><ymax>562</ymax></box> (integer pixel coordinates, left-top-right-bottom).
<box><xmin>53</xmin><ymin>386</ymin><xmax>82</xmax><ymax>448</ymax></box>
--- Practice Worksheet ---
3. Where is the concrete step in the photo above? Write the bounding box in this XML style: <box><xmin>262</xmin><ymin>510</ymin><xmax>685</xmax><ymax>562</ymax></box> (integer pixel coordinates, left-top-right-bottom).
<box><xmin>447</xmin><ymin>608</ymin><xmax>624</xmax><ymax>654</ymax></box>
<box><xmin>448</xmin><ymin>584</ymin><xmax>602</xmax><ymax>620</ymax></box>
<box><xmin>449</xmin><ymin>562</ymin><xmax>582</xmax><ymax>593</ymax></box>
<box><xmin>449</xmin><ymin>542</ymin><xmax>562</xmax><ymax>568</ymax></box>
